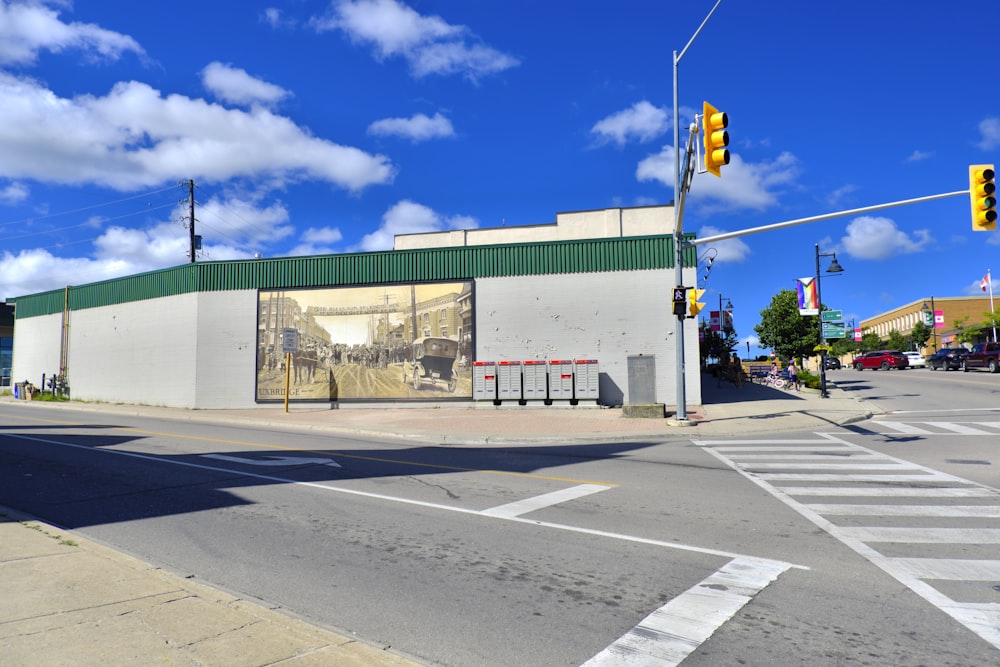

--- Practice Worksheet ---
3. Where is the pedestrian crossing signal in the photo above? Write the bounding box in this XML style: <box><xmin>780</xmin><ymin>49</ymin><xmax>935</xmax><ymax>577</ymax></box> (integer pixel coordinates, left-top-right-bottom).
<box><xmin>672</xmin><ymin>287</ymin><xmax>688</xmax><ymax>316</ymax></box>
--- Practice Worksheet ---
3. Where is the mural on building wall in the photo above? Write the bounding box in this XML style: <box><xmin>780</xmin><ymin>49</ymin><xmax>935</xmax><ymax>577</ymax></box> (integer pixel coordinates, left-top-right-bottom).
<box><xmin>256</xmin><ymin>282</ymin><xmax>473</xmax><ymax>402</ymax></box>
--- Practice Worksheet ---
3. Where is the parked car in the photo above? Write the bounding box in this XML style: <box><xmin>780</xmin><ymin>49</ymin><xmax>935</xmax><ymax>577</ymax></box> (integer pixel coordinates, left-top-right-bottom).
<box><xmin>962</xmin><ymin>342</ymin><xmax>1000</xmax><ymax>373</ymax></box>
<box><xmin>903</xmin><ymin>351</ymin><xmax>926</xmax><ymax>368</ymax></box>
<box><xmin>927</xmin><ymin>347</ymin><xmax>969</xmax><ymax>371</ymax></box>
<box><xmin>853</xmin><ymin>350</ymin><xmax>909</xmax><ymax>370</ymax></box>
<box><xmin>823</xmin><ymin>357</ymin><xmax>842</xmax><ymax>370</ymax></box>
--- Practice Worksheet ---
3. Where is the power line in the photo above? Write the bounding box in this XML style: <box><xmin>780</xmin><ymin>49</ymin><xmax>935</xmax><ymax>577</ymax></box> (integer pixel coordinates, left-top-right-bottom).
<box><xmin>0</xmin><ymin>184</ymin><xmax>184</xmax><ymax>232</ymax></box>
<box><xmin>1</xmin><ymin>202</ymin><xmax>176</xmax><ymax>242</ymax></box>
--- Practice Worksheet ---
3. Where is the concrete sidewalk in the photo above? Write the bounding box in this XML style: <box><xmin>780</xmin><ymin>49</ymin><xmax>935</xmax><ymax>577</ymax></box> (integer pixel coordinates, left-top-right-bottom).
<box><xmin>0</xmin><ymin>373</ymin><xmax>875</xmax><ymax>666</ymax></box>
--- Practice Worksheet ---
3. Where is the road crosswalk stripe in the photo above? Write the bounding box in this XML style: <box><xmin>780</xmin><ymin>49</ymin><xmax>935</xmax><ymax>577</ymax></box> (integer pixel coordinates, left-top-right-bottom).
<box><xmin>779</xmin><ymin>486</ymin><xmax>996</xmax><ymax>497</ymax></box>
<box><xmin>838</xmin><ymin>527</ymin><xmax>1000</xmax><ymax>543</ymax></box>
<box><xmin>892</xmin><ymin>558</ymin><xmax>1000</xmax><ymax>581</ymax></box>
<box><xmin>726</xmin><ymin>453</ymin><xmax>881</xmax><ymax>460</ymax></box>
<box><xmin>757</xmin><ymin>473</ymin><xmax>957</xmax><ymax>482</ymax></box>
<box><xmin>929</xmin><ymin>422</ymin><xmax>994</xmax><ymax>435</ymax></box>
<box><xmin>803</xmin><ymin>504</ymin><xmax>1000</xmax><ymax>517</ymax></box>
<box><xmin>873</xmin><ymin>422</ymin><xmax>936</xmax><ymax>434</ymax></box>
<box><xmin>582</xmin><ymin>557</ymin><xmax>790</xmax><ymax>667</ymax></box>
<box><xmin>743</xmin><ymin>462</ymin><xmax>917</xmax><ymax>470</ymax></box>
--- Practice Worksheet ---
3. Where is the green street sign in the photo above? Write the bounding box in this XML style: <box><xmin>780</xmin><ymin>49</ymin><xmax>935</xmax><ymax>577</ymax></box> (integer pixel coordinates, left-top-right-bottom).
<box><xmin>821</xmin><ymin>309</ymin><xmax>843</xmax><ymax>322</ymax></box>
<box><xmin>822</xmin><ymin>323</ymin><xmax>846</xmax><ymax>339</ymax></box>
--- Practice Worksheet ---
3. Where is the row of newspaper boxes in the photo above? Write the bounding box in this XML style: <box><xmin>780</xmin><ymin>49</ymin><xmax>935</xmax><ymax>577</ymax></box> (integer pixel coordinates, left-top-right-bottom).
<box><xmin>472</xmin><ymin>359</ymin><xmax>599</xmax><ymax>403</ymax></box>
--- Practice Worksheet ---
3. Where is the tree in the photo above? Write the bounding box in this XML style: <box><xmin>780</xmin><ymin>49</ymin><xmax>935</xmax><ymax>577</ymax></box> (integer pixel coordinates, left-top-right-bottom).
<box><xmin>830</xmin><ymin>335</ymin><xmax>856</xmax><ymax>359</ymax></box>
<box><xmin>953</xmin><ymin>316</ymin><xmax>980</xmax><ymax>346</ymax></box>
<box><xmin>909</xmin><ymin>321</ymin><xmax>930</xmax><ymax>350</ymax></box>
<box><xmin>754</xmin><ymin>289</ymin><xmax>818</xmax><ymax>361</ymax></box>
<box><xmin>699</xmin><ymin>326</ymin><xmax>739</xmax><ymax>364</ymax></box>
<box><xmin>860</xmin><ymin>330</ymin><xmax>881</xmax><ymax>352</ymax></box>
<box><xmin>886</xmin><ymin>329</ymin><xmax>907</xmax><ymax>351</ymax></box>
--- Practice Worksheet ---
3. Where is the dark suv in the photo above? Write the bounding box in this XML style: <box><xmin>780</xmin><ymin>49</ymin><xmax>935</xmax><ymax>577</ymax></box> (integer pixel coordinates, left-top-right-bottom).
<box><xmin>854</xmin><ymin>350</ymin><xmax>909</xmax><ymax>370</ymax></box>
<box><xmin>928</xmin><ymin>347</ymin><xmax>969</xmax><ymax>371</ymax></box>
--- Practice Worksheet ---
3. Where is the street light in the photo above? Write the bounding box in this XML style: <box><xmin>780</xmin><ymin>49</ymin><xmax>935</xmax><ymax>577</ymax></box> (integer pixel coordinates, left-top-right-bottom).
<box><xmin>719</xmin><ymin>294</ymin><xmax>734</xmax><ymax>333</ymax></box>
<box><xmin>815</xmin><ymin>244</ymin><xmax>844</xmax><ymax>398</ymax></box>
<box><xmin>921</xmin><ymin>298</ymin><xmax>937</xmax><ymax>353</ymax></box>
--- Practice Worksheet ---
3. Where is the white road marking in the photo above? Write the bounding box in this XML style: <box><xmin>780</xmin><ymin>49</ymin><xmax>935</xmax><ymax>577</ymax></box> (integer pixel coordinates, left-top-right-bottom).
<box><xmin>480</xmin><ymin>483</ymin><xmax>610</xmax><ymax>518</ymax></box>
<box><xmin>838</xmin><ymin>527</ymin><xmax>1000</xmax><ymax>543</ymax></box>
<box><xmin>582</xmin><ymin>557</ymin><xmax>791</xmax><ymax>667</ymax></box>
<box><xmin>892</xmin><ymin>558</ymin><xmax>1000</xmax><ymax>581</ymax></box>
<box><xmin>804</xmin><ymin>504</ymin><xmax>1000</xmax><ymax>517</ymax></box>
<box><xmin>780</xmin><ymin>486</ymin><xmax>996</xmax><ymax>498</ymax></box>
<box><xmin>695</xmin><ymin>432</ymin><xmax>1000</xmax><ymax>652</ymax></box>
<box><xmin>202</xmin><ymin>453</ymin><xmax>341</xmax><ymax>467</ymax></box>
<box><xmin>872</xmin><ymin>422</ymin><xmax>935</xmax><ymax>434</ymax></box>
<box><xmin>932</xmin><ymin>422</ymin><xmax>994</xmax><ymax>435</ymax></box>
<box><xmin>741</xmin><ymin>462</ymin><xmax>917</xmax><ymax>470</ymax></box>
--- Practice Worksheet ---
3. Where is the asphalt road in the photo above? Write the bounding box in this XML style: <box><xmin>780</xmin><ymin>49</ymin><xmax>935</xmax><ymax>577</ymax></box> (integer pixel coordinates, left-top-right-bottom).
<box><xmin>2</xmin><ymin>370</ymin><xmax>999</xmax><ymax>666</ymax></box>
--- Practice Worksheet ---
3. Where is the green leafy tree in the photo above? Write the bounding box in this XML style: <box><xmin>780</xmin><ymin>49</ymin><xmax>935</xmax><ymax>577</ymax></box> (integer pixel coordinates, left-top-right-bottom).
<box><xmin>860</xmin><ymin>330</ymin><xmax>881</xmax><ymax>352</ymax></box>
<box><xmin>909</xmin><ymin>321</ymin><xmax>930</xmax><ymax>350</ymax></box>
<box><xmin>699</xmin><ymin>326</ymin><xmax>739</xmax><ymax>364</ymax></box>
<box><xmin>953</xmin><ymin>315</ymin><xmax>980</xmax><ymax>346</ymax></box>
<box><xmin>886</xmin><ymin>329</ymin><xmax>907</xmax><ymax>351</ymax></box>
<box><xmin>830</xmin><ymin>336</ymin><xmax>856</xmax><ymax>358</ymax></box>
<box><xmin>754</xmin><ymin>289</ymin><xmax>818</xmax><ymax>361</ymax></box>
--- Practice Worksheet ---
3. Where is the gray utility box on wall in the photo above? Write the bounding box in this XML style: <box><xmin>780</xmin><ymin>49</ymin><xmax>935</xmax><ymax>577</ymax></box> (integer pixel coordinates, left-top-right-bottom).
<box><xmin>573</xmin><ymin>359</ymin><xmax>600</xmax><ymax>402</ymax></box>
<box><xmin>496</xmin><ymin>360</ymin><xmax>522</xmax><ymax>401</ymax></box>
<box><xmin>472</xmin><ymin>361</ymin><xmax>497</xmax><ymax>401</ymax></box>
<box><xmin>522</xmin><ymin>360</ymin><xmax>548</xmax><ymax>401</ymax></box>
<box><xmin>627</xmin><ymin>355</ymin><xmax>656</xmax><ymax>405</ymax></box>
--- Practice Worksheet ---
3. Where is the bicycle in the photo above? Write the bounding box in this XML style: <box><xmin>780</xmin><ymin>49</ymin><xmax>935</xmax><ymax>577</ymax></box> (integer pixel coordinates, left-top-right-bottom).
<box><xmin>761</xmin><ymin>372</ymin><xmax>788</xmax><ymax>390</ymax></box>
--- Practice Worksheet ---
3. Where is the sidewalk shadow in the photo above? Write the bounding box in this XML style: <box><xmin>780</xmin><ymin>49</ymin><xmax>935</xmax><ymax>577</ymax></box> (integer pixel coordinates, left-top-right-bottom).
<box><xmin>700</xmin><ymin>373</ymin><xmax>807</xmax><ymax>405</ymax></box>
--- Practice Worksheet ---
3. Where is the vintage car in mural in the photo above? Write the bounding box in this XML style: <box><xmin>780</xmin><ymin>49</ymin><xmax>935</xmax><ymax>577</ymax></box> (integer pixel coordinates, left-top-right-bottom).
<box><xmin>407</xmin><ymin>336</ymin><xmax>460</xmax><ymax>393</ymax></box>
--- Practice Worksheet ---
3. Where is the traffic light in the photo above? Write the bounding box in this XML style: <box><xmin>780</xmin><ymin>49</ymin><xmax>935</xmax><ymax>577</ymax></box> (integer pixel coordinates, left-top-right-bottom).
<box><xmin>702</xmin><ymin>101</ymin><xmax>730</xmax><ymax>177</ymax></box>
<box><xmin>672</xmin><ymin>287</ymin><xmax>688</xmax><ymax>316</ymax></box>
<box><xmin>688</xmin><ymin>288</ymin><xmax>706</xmax><ymax>318</ymax></box>
<box><xmin>970</xmin><ymin>164</ymin><xmax>997</xmax><ymax>231</ymax></box>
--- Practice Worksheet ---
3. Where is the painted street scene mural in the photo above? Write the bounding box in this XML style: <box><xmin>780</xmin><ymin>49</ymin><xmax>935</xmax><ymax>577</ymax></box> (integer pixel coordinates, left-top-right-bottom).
<box><xmin>256</xmin><ymin>282</ymin><xmax>473</xmax><ymax>401</ymax></box>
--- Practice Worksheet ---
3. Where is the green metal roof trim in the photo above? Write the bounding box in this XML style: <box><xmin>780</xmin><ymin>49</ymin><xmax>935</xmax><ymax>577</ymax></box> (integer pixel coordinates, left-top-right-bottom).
<box><xmin>13</xmin><ymin>233</ymin><xmax>696</xmax><ymax>318</ymax></box>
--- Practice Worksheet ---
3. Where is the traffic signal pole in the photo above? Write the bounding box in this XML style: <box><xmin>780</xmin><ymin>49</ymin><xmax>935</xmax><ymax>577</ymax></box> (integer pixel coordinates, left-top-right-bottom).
<box><xmin>685</xmin><ymin>190</ymin><xmax>969</xmax><ymax>249</ymax></box>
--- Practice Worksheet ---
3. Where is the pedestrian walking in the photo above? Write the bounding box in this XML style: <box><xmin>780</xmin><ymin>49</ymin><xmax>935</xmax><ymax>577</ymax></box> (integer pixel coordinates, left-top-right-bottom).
<box><xmin>787</xmin><ymin>360</ymin><xmax>799</xmax><ymax>391</ymax></box>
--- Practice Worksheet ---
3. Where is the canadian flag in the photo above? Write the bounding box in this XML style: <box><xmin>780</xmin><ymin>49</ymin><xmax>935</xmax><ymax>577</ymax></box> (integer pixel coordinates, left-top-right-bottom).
<box><xmin>982</xmin><ymin>272</ymin><xmax>991</xmax><ymax>292</ymax></box>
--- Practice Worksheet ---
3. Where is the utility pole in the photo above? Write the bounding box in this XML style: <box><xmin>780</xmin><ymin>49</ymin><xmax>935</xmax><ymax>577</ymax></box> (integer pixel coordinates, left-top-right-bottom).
<box><xmin>187</xmin><ymin>179</ymin><xmax>196</xmax><ymax>263</ymax></box>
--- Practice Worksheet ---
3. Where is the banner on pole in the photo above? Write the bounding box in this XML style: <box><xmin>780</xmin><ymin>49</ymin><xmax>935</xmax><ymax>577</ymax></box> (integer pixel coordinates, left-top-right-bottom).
<box><xmin>797</xmin><ymin>277</ymin><xmax>818</xmax><ymax>315</ymax></box>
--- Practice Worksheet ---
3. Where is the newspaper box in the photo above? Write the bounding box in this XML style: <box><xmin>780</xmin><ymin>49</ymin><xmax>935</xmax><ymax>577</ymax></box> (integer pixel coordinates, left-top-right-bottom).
<box><xmin>573</xmin><ymin>359</ymin><xmax>599</xmax><ymax>401</ymax></box>
<box><xmin>496</xmin><ymin>360</ymin><xmax>522</xmax><ymax>401</ymax></box>
<box><xmin>472</xmin><ymin>361</ymin><xmax>497</xmax><ymax>401</ymax></box>
<box><xmin>522</xmin><ymin>360</ymin><xmax>548</xmax><ymax>401</ymax></box>
<box><xmin>548</xmin><ymin>360</ymin><xmax>574</xmax><ymax>400</ymax></box>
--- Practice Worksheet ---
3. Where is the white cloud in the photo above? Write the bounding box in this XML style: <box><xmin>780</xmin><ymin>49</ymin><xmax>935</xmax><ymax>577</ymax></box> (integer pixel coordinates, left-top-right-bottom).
<box><xmin>201</xmin><ymin>62</ymin><xmax>290</xmax><ymax>107</ymax></box>
<box><xmin>839</xmin><ymin>216</ymin><xmax>933</xmax><ymax>260</ymax></box>
<box><xmin>353</xmin><ymin>199</ymin><xmax>478</xmax><ymax>251</ymax></box>
<box><xmin>287</xmin><ymin>226</ymin><xmax>344</xmax><ymax>256</ymax></box>
<box><xmin>591</xmin><ymin>101</ymin><xmax>668</xmax><ymax>146</ymax></box>
<box><xmin>636</xmin><ymin>146</ymin><xmax>799</xmax><ymax>212</ymax></box>
<box><xmin>0</xmin><ymin>180</ymin><xmax>28</xmax><ymax>204</ymax></box>
<box><xmin>0</xmin><ymin>72</ymin><xmax>395</xmax><ymax>192</ymax></box>
<box><xmin>312</xmin><ymin>0</ymin><xmax>518</xmax><ymax>80</ymax></box>
<box><xmin>977</xmin><ymin>117</ymin><xmax>1000</xmax><ymax>151</ymax></box>
<box><xmin>367</xmin><ymin>112</ymin><xmax>455</xmax><ymax>141</ymax></box>
<box><xmin>904</xmin><ymin>149</ymin><xmax>933</xmax><ymax>163</ymax></box>
<box><xmin>0</xmin><ymin>0</ymin><xmax>145</xmax><ymax>66</ymax></box>
<box><xmin>697</xmin><ymin>225</ymin><xmax>751</xmax><ymax>263</ymax></box>
<box><xmin>261</xmin><ymin>7</ymin><xmax>295</xmax><ymax>29</ymax></box>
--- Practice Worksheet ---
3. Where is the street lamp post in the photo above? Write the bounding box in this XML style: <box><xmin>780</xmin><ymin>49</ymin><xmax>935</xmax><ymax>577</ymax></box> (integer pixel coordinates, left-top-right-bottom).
<box><xmin>921</xmin><ymin>298</ymin><xmax>937</xmax><ymax>353</ymax></box>
<box><xmin>815</xmin><ymin>244</ymin><xmax>844</xmax><ymax>398</ymax></box>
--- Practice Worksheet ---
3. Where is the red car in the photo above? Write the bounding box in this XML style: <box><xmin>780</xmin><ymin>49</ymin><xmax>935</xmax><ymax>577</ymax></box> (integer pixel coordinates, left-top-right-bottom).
<box><xmin>853</xmin><ymin>350</ymin><xmax>909</xmax><ymax>370</ymax></box>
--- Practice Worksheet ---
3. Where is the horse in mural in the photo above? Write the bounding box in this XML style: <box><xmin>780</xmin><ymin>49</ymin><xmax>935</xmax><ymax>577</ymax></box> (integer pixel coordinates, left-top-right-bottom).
<box><xmin>292</xmin><ymin>349</ymin><xmax>319</xmax><ymax>384</ymax></box>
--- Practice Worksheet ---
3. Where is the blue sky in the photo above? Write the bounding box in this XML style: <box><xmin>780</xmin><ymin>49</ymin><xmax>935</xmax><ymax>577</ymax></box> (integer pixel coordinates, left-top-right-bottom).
<box><xmin>1</xmin><ymin>1</ymin><xmax>997</xmax><ymax>357</ymax></box>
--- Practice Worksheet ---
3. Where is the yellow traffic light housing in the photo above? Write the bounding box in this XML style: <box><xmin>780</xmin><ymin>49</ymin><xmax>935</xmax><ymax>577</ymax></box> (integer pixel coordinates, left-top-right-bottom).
<box><xmin>970</xmin><ymin>164</ymin><xmax>997</xmax><ymax>231</ymax></box>
<box><xmin>688</xmin><ymin>288</ymin><xmax>706</xmax><ymax>318</ymax></box>
<box><xmin>702</xmin><ymin>101</ymin><xmax>730</xmax><ymax>177</ymax></box>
